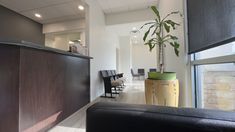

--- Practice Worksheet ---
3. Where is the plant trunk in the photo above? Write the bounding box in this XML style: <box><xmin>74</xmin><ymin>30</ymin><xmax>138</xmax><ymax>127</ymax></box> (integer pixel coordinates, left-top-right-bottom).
<box><xmin>159</xmin><ymin>44</ymin><xmax>164</xmax><ymax>74</ymax></box>
<box><xmin>159</xmin><ymin>25</ymin><xmax>165</xmax><ymax>74</ymax></box>
<box><xmin>157</xmin><ymin>44</ymin><xmax>160</xmax><ymax>73</ymax></box>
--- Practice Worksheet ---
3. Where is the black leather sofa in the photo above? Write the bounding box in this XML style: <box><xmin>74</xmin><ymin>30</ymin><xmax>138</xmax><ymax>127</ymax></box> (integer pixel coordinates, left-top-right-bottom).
<box><xmin>86</xmin><ymin>102</ymin><xmax>235</xmax><ymax>132</ymax></box>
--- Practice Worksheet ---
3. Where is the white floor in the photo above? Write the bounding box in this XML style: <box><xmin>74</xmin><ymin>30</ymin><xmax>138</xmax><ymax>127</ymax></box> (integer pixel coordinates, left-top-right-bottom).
<box><xmin>49</xmin><ymin>80</ymin><xmax>145</xmax><ymax>132</ymax></box>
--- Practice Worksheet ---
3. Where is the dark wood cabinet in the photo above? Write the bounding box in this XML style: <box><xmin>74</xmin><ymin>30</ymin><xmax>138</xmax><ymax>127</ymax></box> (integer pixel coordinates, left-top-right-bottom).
<box><xmin>0</xmin><ymin>44</ymin><xmax>91</xmax><ymax>132</ymax></box>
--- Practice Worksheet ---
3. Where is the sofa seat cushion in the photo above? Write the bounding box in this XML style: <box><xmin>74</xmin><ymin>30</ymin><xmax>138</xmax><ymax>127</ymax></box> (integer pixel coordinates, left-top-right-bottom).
<box><xmin>118</xmin><ymin>77</ymin><xmax>126</xmax><ymax>83</ymax></box>
<box><xmin>111</xmin><ymin>80</ymin><xmax>122</xmax><ymax>87</ymax></box>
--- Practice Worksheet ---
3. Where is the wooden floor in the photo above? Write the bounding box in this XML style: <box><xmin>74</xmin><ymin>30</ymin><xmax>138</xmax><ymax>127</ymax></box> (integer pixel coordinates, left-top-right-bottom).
<box><xmin>49</xmin><ymin>80</ymin><xmax>145</xmax><ymax>132</ymax></box>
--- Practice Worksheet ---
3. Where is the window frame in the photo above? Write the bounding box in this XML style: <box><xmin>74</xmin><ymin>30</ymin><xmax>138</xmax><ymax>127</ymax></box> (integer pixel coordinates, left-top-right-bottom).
<box><xmin>191</xmin><ymin>53</ymin><xmax>235</xmax><ymax>108</ymax></box>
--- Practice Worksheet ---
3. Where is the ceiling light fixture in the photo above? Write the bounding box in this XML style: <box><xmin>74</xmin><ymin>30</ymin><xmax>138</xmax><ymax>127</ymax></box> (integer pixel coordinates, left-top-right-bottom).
<box><xmin>132</xmin><ymin>27</ymin><xmax>137</xmax><ymax>31</ymax></box>
<box><xmin>69</xmin><ymin>41</ymin><xmax>75</xmax><ymax>44</ymax></box>
<box><xmin>130</xmin><ymin>27</ymin><xmax>141</xmax><ymax>45</ymax></box>
<box><xmin>35</xmin><ymin>13</ymin><xmax>41</xmax><ymax>18</ymax></box>
<box><xmin>78</xmin><ymin>5</ymin><xmax>84</xmax><ymax>10</ymax></box>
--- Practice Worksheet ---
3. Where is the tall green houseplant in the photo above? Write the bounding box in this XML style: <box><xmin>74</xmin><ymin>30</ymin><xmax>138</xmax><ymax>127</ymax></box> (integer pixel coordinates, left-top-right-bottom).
<box><xmin>141</xmin><ymin>6</ymin><xmax>182</xmax><ymax>76</ymax></box>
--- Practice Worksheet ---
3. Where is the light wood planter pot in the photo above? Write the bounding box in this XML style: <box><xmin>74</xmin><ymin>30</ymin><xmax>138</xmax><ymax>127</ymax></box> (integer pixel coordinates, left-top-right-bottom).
<box><xmin>145</xmin><ymin>79</ymin><xmax>179</xmax><ymax>107</ymax></box>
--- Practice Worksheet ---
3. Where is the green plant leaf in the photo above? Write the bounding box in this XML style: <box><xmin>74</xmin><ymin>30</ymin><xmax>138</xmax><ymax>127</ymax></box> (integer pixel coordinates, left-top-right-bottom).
<box><xmin>170</xmin><ymin>35</ymin><xmax>178</xmax><ymax>40</ymax></box>
<box><xmin>150</xmin><ymin>38</ymin><xmax>156</xmax><ymax>43</ymax></box>
<box><xmin>174</xmin><ymin>48</ymin><xmax>179</xmax><ymax>56</ymax></box>
<box><xmin>169</xmin><ymin>42</ymin><xmax>174</xmax><ymax>47</ymax></box>
<box><xmin>151</xmin><ymin>24</ymin><xmax>159</xmax><ymax>36</ymax></box>
<box><xmin>162</xmin><ymin>11</ymin><xmax>182</xmax><ymax>22</ymax></box>
<box><xmin>143</xmin><ymin>7</ymin><xmax>182</xmax><ymax>58</ymax></box>
<box><xmin>165</xmin><ymin>20</ymin><xmax>180</xmax><ymax>30</ymax></box>
<box><xmin>162</xmin><ymin>34</ymin><xmax>171</xmax><ymax>39</ymax></box>
<box><xmin>140</xmin><ymin>22</ymin><xmax>155</xmax><ymax>29</ymax></box>
<box><xmin>143</xmin><ymin>30</ymin><xmax>150</xmax><ymax>42</ymax></box>
<box><xmin>171</xmin><ymin>11</ymin><xmax>180</xmax><ymax>15</ymax></box>
<box><xmin>143</xmin><ymin>25</ymin><xmax>155</xmax><ymax>41</ymax></box>
<box><xmin>174</xmin><ymin>42</ymin><xmax>180</xmax><ymax>48</ymax></box>
<box><xmin>151</xmin><ymin>6</ymin><xmax>160</xmax><ymax>22</ymax></box>
<box><xmin>144</xmin><ymin>43</ymin><xmax>154</xmax><ymax>51</ymax></box>
<box><xmin>169</xmin><ymin>42</ymin><xmax>180</xmax><ymax>49</ymax></box>
<box><xmin>145</xmin><ymin>38</ymin><xmax>156</xmax><ymax>45</ymax></box>
<box><xmin>144</xmin><ymin>38</ymin><xmax>157</xmax><ymax>52</ymax></box>
<box><xmin>149</xmin><ymin>43</ymin><xmax>156</xmax><ymax>51</ymax></box>
<box><xmin>151</xmin><ymin>26</ymin><xmax>159</xmax><ymax>36</ymax></box>
<box><xmin>163</xmin><ymin>23</ymin><xmax>170</xmax><ymax>33</ymax></box>
<box><xmin>169</xmin><ymin>42</ymin><xmax>180</xmax><ymax>56</ymax></box>
<box><xmin>166</xmin><ymin>20</ymin><xmax>180</xmax><ymax>26</ymax></box>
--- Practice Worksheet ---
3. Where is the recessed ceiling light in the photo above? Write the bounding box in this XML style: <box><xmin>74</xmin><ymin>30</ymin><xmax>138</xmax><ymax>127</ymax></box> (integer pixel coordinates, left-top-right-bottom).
<box><xmin>35</xmin><ymin>13</ymin><xmax>41</xmax><ymax>18</ymax></box>
<box><xmin>132</xmin><ymin>27</ymin><xmax>137</xmax><ymax>31</ymax></box>
<box><xmin>69</xmin><ymin>41</ymin><xmax>74</xmax><ymax>44</ymax></box>
<box><xmin>78</xmin><ymin>5</ymin><xmax>84</xmax><ymax>10</ymax></box>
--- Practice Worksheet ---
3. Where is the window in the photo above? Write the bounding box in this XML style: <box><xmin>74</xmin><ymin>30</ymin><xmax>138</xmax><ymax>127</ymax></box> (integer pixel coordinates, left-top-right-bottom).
<box><xmin>195</xmin><ymin>41</ymin><xmax>235</xmax><ymax>60</ymax></box>
<box><xmin>195</xmin><ymin>63</ymin><xmax>235</xmax><ymax>111</ymax></box>
<box><xmin>192</xmin><ymin>42</ymin><xmax>235</xmax><ymax>111</ymax></box>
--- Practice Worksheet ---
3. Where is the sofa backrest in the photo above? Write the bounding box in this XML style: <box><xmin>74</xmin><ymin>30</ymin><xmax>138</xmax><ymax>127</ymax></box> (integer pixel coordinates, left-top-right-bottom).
<box><xmin>86</xmin><ymin>102</ymin><xmax>235</xmax><ymax>132</ymax></box>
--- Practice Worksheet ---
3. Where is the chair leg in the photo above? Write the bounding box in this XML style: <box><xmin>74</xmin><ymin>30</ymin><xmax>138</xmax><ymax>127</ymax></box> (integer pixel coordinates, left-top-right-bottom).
<box><xmin>100</xmin><ymin>92</ymin><xmax>115</xmax><ymax>98</ymax></box>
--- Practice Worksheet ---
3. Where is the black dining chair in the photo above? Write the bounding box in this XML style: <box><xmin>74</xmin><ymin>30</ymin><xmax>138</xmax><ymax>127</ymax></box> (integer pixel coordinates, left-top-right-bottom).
<box><xmin>149</xmin><ymin>68</ymin><xmax>157</xmax><ymax>72</ymax></box>
<box><xmin>138</xmin><ymin>69</ymin><xmax>145</xmax><ymax>75</ymax></box>
<box><xmin>100</xmin><ymin>70</ymin><xmax>120</xmax><ymax>98</ymax></box>
<box><xmin>131</xmin><ymin>69</ymin><xmax>140</xmax><ymax>80</ymax></box>
<box><xmin>137</xmin><ymin>69</ymin><xmax>145</xmax><ymax>79</ymax></box>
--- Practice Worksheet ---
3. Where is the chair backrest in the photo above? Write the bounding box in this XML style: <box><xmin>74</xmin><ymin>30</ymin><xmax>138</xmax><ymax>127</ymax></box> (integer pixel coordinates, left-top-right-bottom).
<box><xmin>106</xmin><ymin>70</ymin><xmax>112</xmax><ymax>76</ymax></box>
<box><xmin>111</xmin><ymin>70</ymin><xmax>116</xmax><ymax>76</ymax></box>
<box><xmin>149</xmin><ymin>68</ymin><xmax>157</xmax><ymax>72</ymax></box>
<box><xmin>138</xmin><ymin>69</ymin><xmax>145</xmax><ymax>74</ymax></box>
<box><xmin>131</xmin><ymin>69</ymin><xmax>134</xmax><ymax>75</ymax></box>
<box><xmin>106</xmin><ymin>70</ymin><xmax>115</xmax><ymax>81</ymax></box>
<box><xmin>100</xmin><ymin>70</ymin><xmax>108</xmax><ymax>78</ymax></box>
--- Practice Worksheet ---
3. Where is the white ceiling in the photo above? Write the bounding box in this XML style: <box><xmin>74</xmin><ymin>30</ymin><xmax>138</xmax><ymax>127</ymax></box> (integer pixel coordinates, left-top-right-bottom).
<box><xmin>0</xmin><ymin>0</ymin><xmax>86</xmax><ymax>24</ymax></box>
<box><xmin>0</xmin><ymin>0</ymin><xmax>158</xmax><ymax>24</ymax></box>
<box><xmin>97</xmin><ymin>0</ymin><xmax>159</xmax><ymax>14</ymax></box>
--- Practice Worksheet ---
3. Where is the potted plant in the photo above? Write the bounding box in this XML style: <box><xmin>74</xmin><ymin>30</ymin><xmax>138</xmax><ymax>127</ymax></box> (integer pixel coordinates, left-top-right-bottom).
<box><xmin>141</xmin><ymin>6</ymin><xmax>182</xmax><ymax>80</ymax></box>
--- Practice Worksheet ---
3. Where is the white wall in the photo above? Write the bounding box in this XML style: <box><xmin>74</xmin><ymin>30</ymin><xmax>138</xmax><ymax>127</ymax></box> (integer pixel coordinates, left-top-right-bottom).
<box><xmin>45</xmin><ymin>33</ymin><xmax>81</xmax><ymax>51</ymax></box>
<box><xmin>119</xmin><ymin>36</ymin><xmax>132</xmax><ymax>82</ymax></box>
<box><xmin>42</xmin><ymin>0</ymin><xmax>118</xmax><ymax>101</ymax></box>
<box><xmin>197</xmin><ymin>41</ymin><xmax>235</xmax><ymax>71</ymax></box>
<box><xmin>105</xmin><ymin>21</ymin><xmax>156</xmax><ymax>80</ymax></box>
<box><xmin>85</xmin><ymin>0</ymin><xmax>118</xmax><ymax>101</ymax></box>
<box><xmin>52</xmin><ymin>35</ymin><xmax>69</xmax><ymax>50</ymax></box>
<box><xmin>106</xmin><ymin>8</ymin><xmax>155</xmax><ymax>25</ymax></box>
<box><xmin>105</xmin><ymin>26</ymin><xmax>120</xmax><ymax>72</ymax></box>
<box><xmin>158</xmin><ymin>0</ymin><xmax>190</xmax><ymax>107</ymax></box>
<box><xmin>43</xmin><ymin>19</ymin><xmax>85</xmax><ymax>34</ymax></box>
<box><xmin>132</xmin><ymin>44</ymin><xmax>157</xmax><ymax>77</ymax></box>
